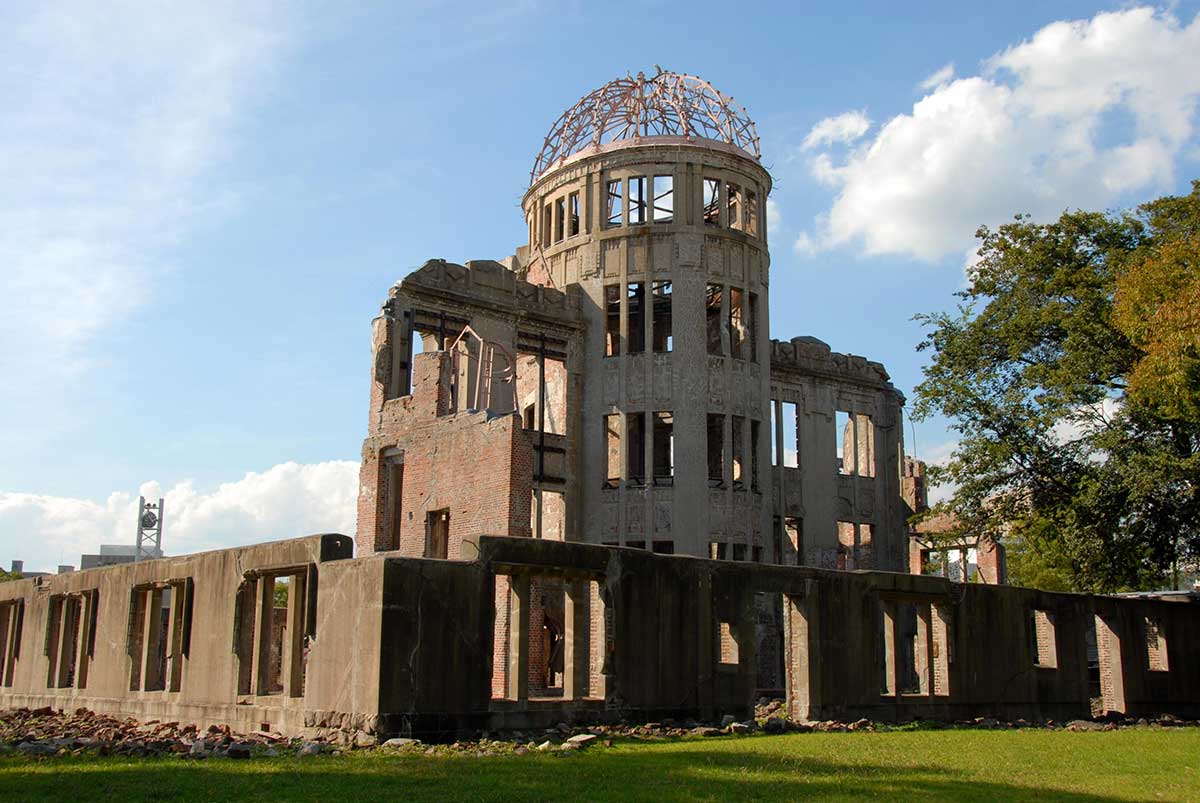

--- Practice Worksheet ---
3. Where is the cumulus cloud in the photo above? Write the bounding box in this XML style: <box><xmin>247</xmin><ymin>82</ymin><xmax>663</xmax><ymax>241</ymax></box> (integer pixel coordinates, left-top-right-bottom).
<box><xmin>0</xmin><ymin>3</ymin><xmax>293</xmax><ymax>428</ymax></box>
<box><xmin>0</xmin><ymin>460</ymin><xmax>358</xmax><ymax>574</ymax></box>
<box><xmin>918</xmin><ymin>63</ymin><xmax>955</xmax><ymax>92</ymax></box>
<box><xmin>797</xmin><ymin>7</ymin><xmax>1200</xmax><ymax>261</ymax></box>
<box><xmin>801</xmin><ymin>110</ymin><xmax>872</xmax><ymax>150</ymax></box>
<box><xmin>766</xmin><ymin>198</ymin><xmax>781</xmax><ymax>234</ymax></box>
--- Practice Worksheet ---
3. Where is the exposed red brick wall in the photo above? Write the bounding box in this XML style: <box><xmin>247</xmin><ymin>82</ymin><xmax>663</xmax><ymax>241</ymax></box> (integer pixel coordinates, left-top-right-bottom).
<box><xmin>357</xmin><ymin>351</ymin><xmax>533</xmax><ymax>558</ymax></box>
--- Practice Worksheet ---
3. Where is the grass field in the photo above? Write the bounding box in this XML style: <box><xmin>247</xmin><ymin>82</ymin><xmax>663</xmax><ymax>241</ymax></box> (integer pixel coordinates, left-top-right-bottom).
<box><xmin>1</xmin><ymin>728</ymin><xmax>1197</xmax><ymax>802</ymax></box>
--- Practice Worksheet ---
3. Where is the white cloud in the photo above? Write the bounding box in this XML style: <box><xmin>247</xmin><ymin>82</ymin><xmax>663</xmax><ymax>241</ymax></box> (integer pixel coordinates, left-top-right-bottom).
<box><xmin>0</xmin><ymin>3</ymin><xmax>293</xmax><ymax>425</ymax></box>
<box><xmin>1051</xmin><ymin>397</ymin><xmax>1123</xmax><ymax>445</ymax></box>
<box><xmin>920</xmin><ymin>440</ymin><xmax>959</xmax><ymax>505</ymax></box>
<box><xmin>918</xmin><ymin>63</ymin><xmax>956</xmax><ymax>92</ymax></box>
<box><xmin>0</xmin><ymin>460</ymin><xmax>358</xmax><ymax>574</ymax></box>
<box><xmin>766</xmin><ymin>198</ymin><xmax>782</xmax><ymax>234</ymax></box>
<box><xmin>801</xmin><ymin>110</ymin><xmax>872</xmax><ymax>151</ymax></box>
<box><xmin>797</xmin><ymin>7</ymin><xmax>1200</xmax><ymax>261</ymax></box>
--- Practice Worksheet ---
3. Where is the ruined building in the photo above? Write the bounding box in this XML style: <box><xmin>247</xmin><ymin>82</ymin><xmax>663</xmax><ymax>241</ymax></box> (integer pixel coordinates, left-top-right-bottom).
<box><xmin>0</xmin><ymin>70</ymin><xmax>1196</xmax><ymax>741</ymax></box>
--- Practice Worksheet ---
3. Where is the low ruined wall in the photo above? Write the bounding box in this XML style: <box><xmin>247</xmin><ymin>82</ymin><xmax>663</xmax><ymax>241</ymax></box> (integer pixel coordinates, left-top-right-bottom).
<box><xmin>1</xmin><ymin>534</ymin><xmax>1196</xmax><ymax>741</ymax></box>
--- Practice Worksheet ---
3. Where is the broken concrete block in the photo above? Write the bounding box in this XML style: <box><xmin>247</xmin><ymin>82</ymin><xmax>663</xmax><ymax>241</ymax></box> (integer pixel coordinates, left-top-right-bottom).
<box><xmin>381</xmin><ymin>737</ymin><xmax>421</xmax><ymax>748</ymax></box>
<box><xmin>565</xmin><ymin>733</ymin><xmax>597</xmax><ymax>747</ymax></box>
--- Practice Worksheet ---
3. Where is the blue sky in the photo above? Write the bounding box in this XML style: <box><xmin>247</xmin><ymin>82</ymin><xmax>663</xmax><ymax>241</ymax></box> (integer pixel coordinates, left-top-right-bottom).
<box><xmin>3</xmin><ymin>1</ymin><xmax>1200</xmax><ymax>572</ymax></box>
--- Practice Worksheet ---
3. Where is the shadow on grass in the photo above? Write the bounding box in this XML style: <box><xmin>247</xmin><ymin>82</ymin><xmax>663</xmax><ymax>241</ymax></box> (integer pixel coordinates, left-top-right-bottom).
<box><xmin>0</xmin><ymin>745</ymin><xmax>1138</xmax><ymax>803</ymax></box>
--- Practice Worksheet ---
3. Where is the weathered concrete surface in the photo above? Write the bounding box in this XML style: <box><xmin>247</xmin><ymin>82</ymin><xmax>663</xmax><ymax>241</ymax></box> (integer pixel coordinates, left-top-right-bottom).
<box><xmin>1</xmin><ymin>534</ymin><xmax>1197</xmax><ymax>741</ymax></box>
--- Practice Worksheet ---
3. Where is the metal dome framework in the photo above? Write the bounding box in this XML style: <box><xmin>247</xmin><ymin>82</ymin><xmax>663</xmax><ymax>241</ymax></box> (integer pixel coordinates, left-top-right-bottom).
<box><xmin>531</xmin><ymin>69</ymin><xmax>761</xmax><ymax>184</ymax></box>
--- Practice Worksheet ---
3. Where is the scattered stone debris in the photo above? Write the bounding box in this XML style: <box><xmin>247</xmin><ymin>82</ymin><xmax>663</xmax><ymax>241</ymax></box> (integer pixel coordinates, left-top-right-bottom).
<box><xmin>1</xmin><ymin>705</ymin><xmax>1195</xmax><ymax>761</ymax></box>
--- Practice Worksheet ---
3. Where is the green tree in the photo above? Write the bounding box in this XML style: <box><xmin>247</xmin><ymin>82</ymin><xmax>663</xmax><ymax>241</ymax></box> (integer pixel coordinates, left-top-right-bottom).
<box><xmin>0</xmin><ymin>568</ymin><xmax>18</xmax><ymax>583</ymax></box>
<box><xmin>913</xmin><ymin>183</ymin><xmax>1200</xmax><ymax>592</ymax></box>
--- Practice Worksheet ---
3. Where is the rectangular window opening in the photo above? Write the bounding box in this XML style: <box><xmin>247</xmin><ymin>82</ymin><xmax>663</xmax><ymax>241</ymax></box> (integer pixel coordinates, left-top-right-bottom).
<box><xmin>604</xmin><ymin>285</ymin><xmax>620</xmax><ymax>356</ymax></box>
<box><xmin>727</xmin><ymin>182</ymin><xmax>743</xmax><ymax>230</ymax></box>
<box><xmin>749</xmin><ymin>292</ymin><xmax>759</xmax><ymax>362</ymax></box>
<box><xmin>627</xmin><ymin>282</ymin><xmax>645</xmax><ymax>354</ymax></box>
<box><xmin>728</xmin><ymin>287</ymin><xmax>746</xmax><ymax>360</ymax></box>
<box><xmin>386</xmin><ymin>458</ymin><xmax>404</xmax><ymax>552</ymax></box>
<box><xmin>707</xmin><ymin>414</ymin><xmax>725</xmax><ymax>486</ymax></box>
<box><xmin>542</xmin><ymin>205</ymin><xmax>552</xmax><ymax>247</ymax></box>
<box><xmin>653</xmin><ymin>411</ymin><xmax>674</xmax><ymax>485</ymax></box>
<box><xmin>1030</xmin><ymin>609</ymin><xmax>1058</xmax><ymax>668</ymax></box>
<box><xmin>651</xmin><ymin>281</ymin><xmax>672</xmax><ymax>352</ymax></box>
<box><xmin>605</xmin><ymin>414</ymin><xmax>621</xmax><ymax>488</ymax></box>
<box><xmin>702</xmin><ymin>178</ymin><xmax>720</xmax><ymax>226</ymax></box>
<box><xmin>836</xmin><ymin>410</ymin><xmax>853</xmax><ymax>475</ymax></box>
<box><xmin>568</xmin><ymin>192</ymin><xmax>580</xmax><ymax>236</ymax></box>
<box><xmin>629</xmin><ymin>176</ymin><xmax>647</xmax><ymax>224</ymax></box>
<box><xmin>750</xmin><ymin>419</ymin><xmax>761</xmax><ymax>491</ymax></box>
<box><xmin>772</xmin><ymin>401</ymin><xmax>799</xmax><ymax>468</ymax></box>
<box><xmin>627</xmin><ymin>413</ymin><xmax>646</xmax><ymax>486</ymax></box>
<box><xmin>746</xmin><ymin>190</ymin><xmax>759</xmax><ymax>236</ymax></box>
<box><xmin>652</xmin><ymin>540</ymin><xmax>674</xmax><ymax>554</ymax></box>
<box><xmin>732</xmin><ymin>544</ymin><xmax>747</xmax><ymax>562</ymax></box>
<box><xmin>605</xmin><ymin>179</ymin><xmax>623</xmax><ymax>227</ymax></box>
<box><xmin>718</xmin><ymin>621</ymin><xmax>739</xmax><ymax>665</ymax></box>
<box><xmin>709</xmin><ymin>542</ymin><xmax>728</xmax><ymax>560</ymax></box>
<box><xmin>732</xmin><ymin>415</ymin><xmax>746</xmax><ymax>488</ymax></box>
<box><xmin>785</xmin><ymin>517</ymin><xmax>802</xmax><ymax>565</ymax></box>
<box><xmin>706</xmin><ymin>284</ymin><xmax>723</xmax><ymax>356</ymax></box>
<box><xmin>653</xmin><ymin>175</ymin><xmax>673</xmax><ymax>222</ymax></box>
<box><xmin>553</xmin><ymin>197</ymin><xmax>565</xmax><ymax>243</ymax></box>
<box><xmin>426</xmin><ymin>509</ymin><xmax>450</xmax><ymax>559</ymax></box>
<box><xmin>1144</xmin><ymin>617</ymin><xmax>1169</xmax><ymax>672</ymax></box>
<box><xmin>0</xmin><ymin>600</ymin><xmax>25</xmax><ymax>688</ymax></box>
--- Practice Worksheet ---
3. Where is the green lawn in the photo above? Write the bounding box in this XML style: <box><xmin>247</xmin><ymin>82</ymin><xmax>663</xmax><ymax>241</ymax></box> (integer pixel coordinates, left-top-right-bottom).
<box><xmin>1</xmin><ymin>728</ymin><xmax>1196</xmax><ymax>802</ymax></box>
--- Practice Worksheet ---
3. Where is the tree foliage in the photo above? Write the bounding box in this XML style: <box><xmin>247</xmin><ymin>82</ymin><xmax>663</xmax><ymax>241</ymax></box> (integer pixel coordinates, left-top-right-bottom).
<box><xmin>914</xmin><ymin>182</ymin><xmax>1200</xmax><ymax>592</ymax></box>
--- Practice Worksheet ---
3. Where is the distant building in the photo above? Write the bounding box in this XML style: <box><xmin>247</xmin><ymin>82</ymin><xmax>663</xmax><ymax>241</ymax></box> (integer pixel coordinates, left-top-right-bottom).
<box><xmin>80</xmin><ymin>544</ymin><xmax>163</xmax><ymax>570</ymax></box>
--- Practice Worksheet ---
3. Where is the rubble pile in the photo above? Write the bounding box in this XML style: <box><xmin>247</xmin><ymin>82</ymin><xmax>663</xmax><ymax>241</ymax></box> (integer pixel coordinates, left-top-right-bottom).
<box><xmin>1</xmin><ymin>703</ymin><xmax>1194</xmax><ymax>761</ymax></box>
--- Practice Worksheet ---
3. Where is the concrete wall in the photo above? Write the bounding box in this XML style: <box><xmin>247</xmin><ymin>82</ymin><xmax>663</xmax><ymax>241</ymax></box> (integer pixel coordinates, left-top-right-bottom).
<box><xmin>2</xmin><ymin>534</ymin><xmax>1197</xmax><ymax>741</ymax></box>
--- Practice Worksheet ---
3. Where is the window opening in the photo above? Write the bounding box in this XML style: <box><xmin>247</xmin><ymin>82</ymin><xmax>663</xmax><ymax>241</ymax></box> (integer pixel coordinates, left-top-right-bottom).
<box><xmin>746</xmin><ymin>190</ymin><xmax>759</xmax><ymax>235</ymax></box>
<box><xmin>568</xmin><ymin>192</ymin><xmax>580</xmax><ymax>236</ymax></box>
<box><xmin>523</xmin><ymin>404</ymin><xmax>536</xmax><ymax>430</ymax></box>
<box><xmin>750</xmin><ymin>420</ymin><xmax>761</xmax><ymax>491</ymax></box>
<box><xmin>653</xmin><ymin>175</ymin><xmax>673</xmax><ymax>222</ymax></box>
<box><xmin>702</xmin><ymin>177</ymin><xmax>720</xmax><ymax>226</ymax></box>
<box><xmin>707</xmin><ymin>414</ymin><xmax>725</xmax><ymax>486</ymax></box>
<box><xmin>385</xmin><ymin>458</ymin><xmax>404</xmax><ymax>552</ymax></box>
<box><xmin>785</xmin><ymin>517</ymin><xmax>802</xmax><ymax>565</ymax></box>
<box><xmin>728</xmin><ymin>287</ymin><xmax>746</xmax><ymax>359</ymax></box>
<box><xmin>605</xmin><ymin>414</ymin><xmax>621</xmax><ymax>488</ymax></box>
<box><xmin>706</xmin><ymin>284</ymin><xmax>723</xmax><ymax>356</ymax></box>
<box><xmin>542</xmin><ymin>205</ymin><xmax>552</xmax><ymax>247</ymax></box>
<box><xmin>709</xmin><ymin>542</ymin><xmax>728</xmax><ymax>560</ymax></box>
<box><xmin>732</xmin><ymin>544</ymin><xmax>747</xmax><ymax>562</ymax></box>
<box><xmin>627</xmin><ymin>413</ymin><xmax>646</xmax><ymax>486</ymax></box>
<box><xmin>0</xmin><ymin>600</ymin><xmax>25</xmax><ymax>687</ymax></box>
<box><xmin>836</xmin><ymin>411</ymin><xmax>853</xmax><ymax>475</ymax></box>
<box><xmin>604</xmin><ymin>285</ymin><xmax>620</xmax><ymax>356</ymax></box>
<box><xmin>651</xmin><ymin>281</ymin><xmax>672</xmax><ymax>352</ymax></box>
<box><xmin>627</xmin><ymin>282</ymin><xmax>645</xmax><ymax>354</ymax></box>
<box><xmin>1030</xmin><ymin>610</ymin><xmax>1058</xmax><ymax>668</ymax></box>
<box><xmin>605</xmin><ymin>179</ymin><xmax>623</xmax><ymax>226</ymax></box>
<box><xmin>629</xmin><ymin>176</ymin><xmax>647</xmax><ymax>224</ymax></box>
<box><xmin>748</xmin><ymin>292</ymin><xmax>759</xmax><ymax>361</ymax></box>
<box><xmin>233</xmin><ymin>568</ymin><xmax>313</xmax><ymax>699</ymax></box>
<box><xmin>653</xmin><ymin>411</ymin><xmax>674</xmax><ymax>485</ymax></box>
<box><xmin>727</xmin><ymin>182</ymin><xmax>743</xmax><ymax>230</ymax></box>
<box><xmin>718</xmin><ymin>621</ymin><xmax>739</xmax><ymax>665</ymax></box>
<box><xmin>652</xmin><ymin>541</ymin><xmax>674</xmax><ymax>554</ymax></box>
<box><xmin>626</xmin><ymin>540</ymin><xmax>646</xmax><ymax>550</ymax></box>
<box><xmin>554</xmin><ymin>197</ymin><xmax>565</xmax><ymax>243</ymax></box>
<box><xmin>1144</xmin><ymin>617</ymin><xmax>1168</xmax><ymax>672</ymax></box>
<box><xmin>772</xmin><ymin>401</ymin><xmax>799</xmax><ymax>467</ymax></box>
<box><xmin>732</xmin><ymin>416</ymin><xmax>746</xmax><ymax>488</ymax></box>
<box><xmin>427</xmin><ymin>509</ymin><xmax>450</xmax><ymax>559</ymax></box>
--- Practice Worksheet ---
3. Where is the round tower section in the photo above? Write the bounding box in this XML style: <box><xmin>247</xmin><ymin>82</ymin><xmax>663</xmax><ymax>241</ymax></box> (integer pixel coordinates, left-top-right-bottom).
<box><xmin>521</xmin><ymin>70</ymin><xmax>773</xmax><ymax>560</ymax></box>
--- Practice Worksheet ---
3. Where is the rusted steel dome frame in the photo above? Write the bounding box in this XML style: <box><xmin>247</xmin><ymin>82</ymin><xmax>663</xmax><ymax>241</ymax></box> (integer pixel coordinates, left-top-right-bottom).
<box><xmin>531</xmin><ymin>68</ymin><xmax>761</xmax><ymax>184</ymax></box>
